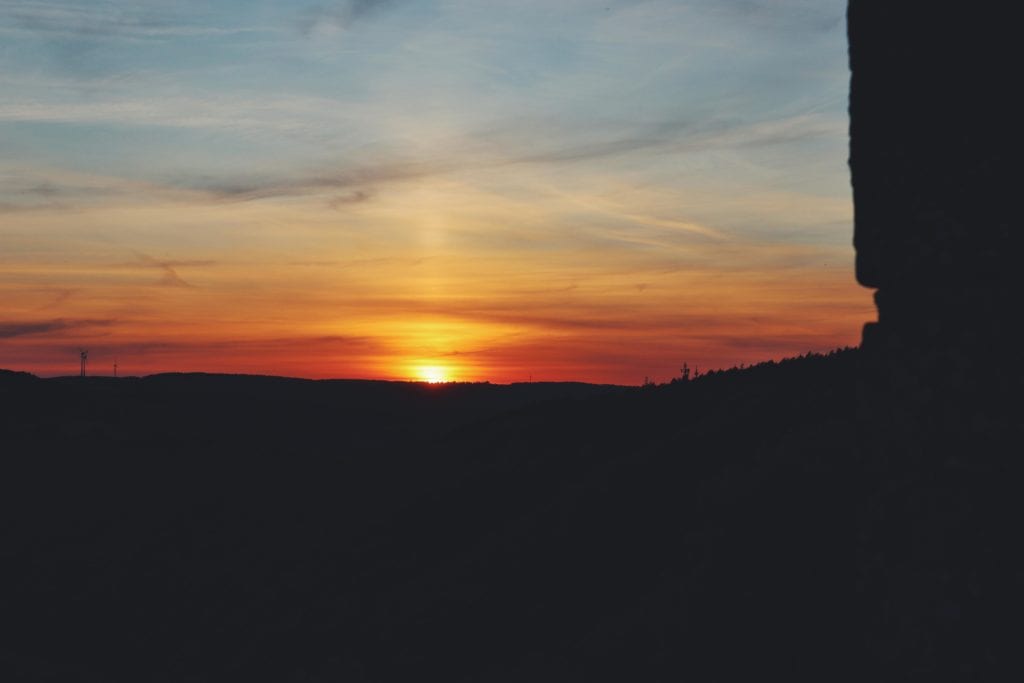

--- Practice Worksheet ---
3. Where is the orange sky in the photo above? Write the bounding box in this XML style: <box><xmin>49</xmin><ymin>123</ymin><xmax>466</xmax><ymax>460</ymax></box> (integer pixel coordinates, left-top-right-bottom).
<box><xmin>0</xmin><ymin>182</ymin><xmax>870</xmax><ymax>383</ymax></box>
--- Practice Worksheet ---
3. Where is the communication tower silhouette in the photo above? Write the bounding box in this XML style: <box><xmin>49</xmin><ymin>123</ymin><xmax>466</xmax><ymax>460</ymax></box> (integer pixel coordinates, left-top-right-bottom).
<box><xmin>80</xmin><ymin>349</ymin><xmax>88</xmax><ymax>377</ymax></box>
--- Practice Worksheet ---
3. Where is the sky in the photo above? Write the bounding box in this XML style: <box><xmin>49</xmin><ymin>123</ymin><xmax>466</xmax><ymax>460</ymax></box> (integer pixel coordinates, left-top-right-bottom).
<box><xmin>0</xmin><ymin>0</ymin><xmax>871</xmax><ymax>384</ymax></box>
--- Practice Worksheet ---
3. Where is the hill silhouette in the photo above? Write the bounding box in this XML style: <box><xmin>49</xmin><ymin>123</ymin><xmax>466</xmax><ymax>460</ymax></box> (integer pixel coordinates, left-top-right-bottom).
<box><xmin>4</xmin><ymin>350</ymin><xmax>866</xmax><ymax>681</ymax></box>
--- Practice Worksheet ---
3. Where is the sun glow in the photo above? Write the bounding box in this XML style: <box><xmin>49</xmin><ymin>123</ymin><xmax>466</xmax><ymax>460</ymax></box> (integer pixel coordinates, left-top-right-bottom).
<box><xmin>416</xmin><ymin>365</ymin><xmax>450</xmax><ymax>384</ymax></box>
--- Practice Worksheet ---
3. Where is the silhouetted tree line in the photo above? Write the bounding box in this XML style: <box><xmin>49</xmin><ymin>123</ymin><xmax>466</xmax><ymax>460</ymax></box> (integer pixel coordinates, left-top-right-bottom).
<box><xmin>668</xmin><ymin>346</ymin><xmax>856</xmax><ymax>386</ymax></box>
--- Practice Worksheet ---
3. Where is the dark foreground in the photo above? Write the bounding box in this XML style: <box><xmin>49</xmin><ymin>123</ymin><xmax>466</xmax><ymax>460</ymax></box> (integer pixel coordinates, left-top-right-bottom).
<box><xmin>1</xmin><ymin>348</ymin><xmax>1019</xmax><ymax>681</ymax></box>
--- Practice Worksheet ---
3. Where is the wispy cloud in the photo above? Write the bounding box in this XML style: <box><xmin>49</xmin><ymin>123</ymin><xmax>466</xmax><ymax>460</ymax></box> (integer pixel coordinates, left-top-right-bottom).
<box><xmin>72</xmin><ymin>333</ymin><xmax>380</xmax><ymax>357</ymax></box>
<box><xmin>704</xmin><ymin>0</ymin><xmax>844</xmax><ymax>31</ymax></box>
<box><xmin>0</xmin><ymin>95</ymin><xmax>360</xmax><ymax>139</ymax></box>
<box><xmin>0</xmin><ymin>200</ymin><xmax>73</xmax><ymax>213</ymax></box>
<box><xmin>2</xmin><ymin>1</ymin><xmax>268</xmax><ymax>40</ymax></box>
<box><xmin>299</xmin><ymin>0</ymin><xmax>405</xmax><ymax>35</ymax></box>
<box><xmin>0</xmin><ymin>318</ymin><xmax>115</xmax><ymax>339</ymax></box>
<box><xmin>329</xmin><ymin>189</ymin><xmax>375</xmax><ymax>208</ymax></box>
<box><xmin>195</xmin><ymin>159</ymin><xmax>443</xmax><ymax>202</ymax></box>
<box><xmin>176</xmin><ymin>111</ymin><xmax>840</xmax><ymax>206</ymax></box>
<box><xmin>133</xmin><ymin>252</ymin><xmax>215</xmax><ymax>287</ymax></box>
<box><xmin>33</xmin><ymin>288</ymin><xmax>76</xmax><ymax>311</ymax></box>
<box><xmin>0</xmin><ymin>1</ymin><xmax>276</xmax><ymax>79</ymax></box>
<box><xmin>0</xmin><ymin>165</ymin><xmax>192</xmax><ymax>212</ymax></box>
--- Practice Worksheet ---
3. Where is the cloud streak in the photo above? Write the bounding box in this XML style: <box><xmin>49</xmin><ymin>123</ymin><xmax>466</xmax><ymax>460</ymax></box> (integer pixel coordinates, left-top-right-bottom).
<box><xmin>176</xmin><ymin>111</ymin><xmax>840</xmax><ymax>207</ymax></box>
<box><xmin>2</xmin><ymin>1</ymin><xmax>268</xmax><ymax>40</ymax></box>
<box><xmin>299</xmin><ymin>0</ymin><xmax>405</xmax><ymax>35</ymax></box>
<box><xmin>0</xmin><ymin>318</ymin><xmax>115</xmax><ymax>339</ymax></box>
<box><xmin>133</xmin><ymin>252</ymin><xmax>216</xmax><ymax>287</ymax></box>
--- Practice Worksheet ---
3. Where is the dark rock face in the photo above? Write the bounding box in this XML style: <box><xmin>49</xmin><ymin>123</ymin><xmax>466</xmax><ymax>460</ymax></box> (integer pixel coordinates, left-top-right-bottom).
<box><xmin>848</xmin><ymin>2</ymin><xmax>1017</xmax><ymax>353</ymax></box>
<box><xmin>850</xmin><ymin>5</ymin><xmax>1022</xmax><ymax>679</ymax></box>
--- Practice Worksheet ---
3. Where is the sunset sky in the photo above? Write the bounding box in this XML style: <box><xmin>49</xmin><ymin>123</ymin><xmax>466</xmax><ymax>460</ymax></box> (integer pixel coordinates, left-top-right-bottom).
<box><xmin>0</xmin><ymin>0</ymin><xmax>870</xmax><ymax>384</ymax></box>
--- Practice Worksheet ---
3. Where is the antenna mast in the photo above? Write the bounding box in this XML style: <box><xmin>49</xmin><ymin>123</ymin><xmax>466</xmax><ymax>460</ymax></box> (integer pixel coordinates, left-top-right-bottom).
<box><xmin>80</xmin><ymin>349</ymin><xmax>88</xmax><ymax>377</ymax></box>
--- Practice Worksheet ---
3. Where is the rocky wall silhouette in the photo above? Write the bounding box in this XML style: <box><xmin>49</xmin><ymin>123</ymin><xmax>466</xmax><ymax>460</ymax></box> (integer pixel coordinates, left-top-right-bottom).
<box><xmin>850</xmin><ymin>5</ymin><xmax>1022</xmax><ymax>678</ymax></box>
<box><xmin>848</xmin><ymin>2</ymin><xmax>1017</xmax><ymax>355</ymax></box>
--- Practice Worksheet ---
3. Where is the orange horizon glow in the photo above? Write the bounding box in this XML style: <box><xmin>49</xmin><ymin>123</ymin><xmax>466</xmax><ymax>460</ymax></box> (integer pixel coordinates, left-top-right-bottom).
<box><xmin>1</xmin><ymin>200</ymin><xmax>872</xmax><ymax>386</ymax></box>
<box><xmin>0</xmin><ymin>230</ymin><xmax>872</xmax><ymax>385</ymax></box>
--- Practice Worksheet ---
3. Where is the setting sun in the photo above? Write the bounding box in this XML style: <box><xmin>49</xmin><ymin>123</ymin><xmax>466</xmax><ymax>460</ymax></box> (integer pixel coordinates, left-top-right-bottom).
<box><xmin>416</xmin><ymin>366</ymin><xmax>450</xmax><ymax>384</ymax></box>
